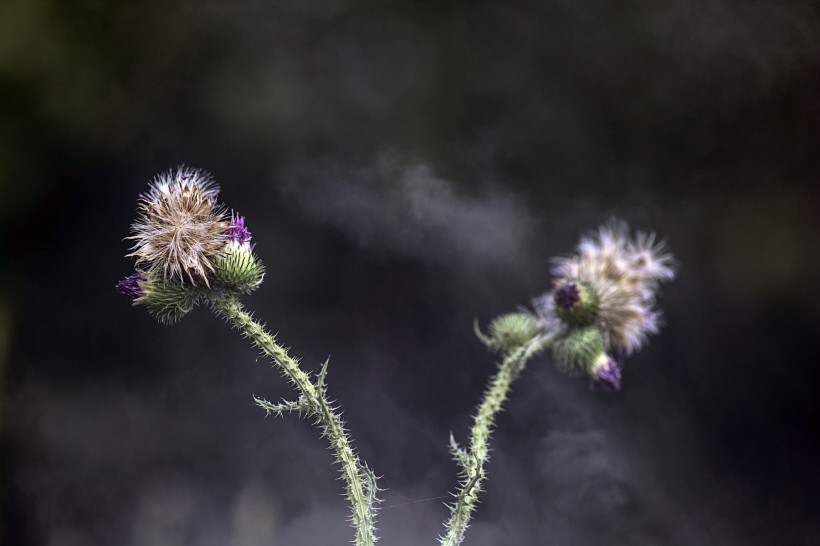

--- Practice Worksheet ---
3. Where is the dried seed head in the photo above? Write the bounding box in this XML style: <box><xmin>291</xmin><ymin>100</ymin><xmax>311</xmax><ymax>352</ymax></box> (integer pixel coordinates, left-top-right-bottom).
<box><xmin>126</xmin><ymin>166</ymin><xmax>229</xmax><ymax>286</ymax></box>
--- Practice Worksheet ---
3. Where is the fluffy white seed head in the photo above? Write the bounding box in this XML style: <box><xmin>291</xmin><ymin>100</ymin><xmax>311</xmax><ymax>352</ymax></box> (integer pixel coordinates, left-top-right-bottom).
<box><xmin>127</xmin><ymin>166</ymin><xmax>229</xmax><ymax>286</ymax></box>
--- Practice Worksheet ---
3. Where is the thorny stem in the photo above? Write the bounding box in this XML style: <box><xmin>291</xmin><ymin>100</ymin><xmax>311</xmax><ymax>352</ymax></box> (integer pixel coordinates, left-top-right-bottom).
<box><xmin>211</xmin><ymin>295</ymin><xmax>378</xmax><ymax>546</ymax></box>
<box><xmin>440</xmin><ymin>333</ymin><xmax>554</xmax><ymax>546</ymax></box>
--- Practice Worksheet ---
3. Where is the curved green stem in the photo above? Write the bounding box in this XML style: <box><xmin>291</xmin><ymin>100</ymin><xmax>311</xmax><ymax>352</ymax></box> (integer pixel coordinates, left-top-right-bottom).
<box><xmin>440</xmin><ymin>333</ymin><xmax>554</xmax><ymax>546</ymax></box>
<box><xmin>211</xmin><ymin>295</ymin><xmax>378</xmax><ymax>546</ymax></box>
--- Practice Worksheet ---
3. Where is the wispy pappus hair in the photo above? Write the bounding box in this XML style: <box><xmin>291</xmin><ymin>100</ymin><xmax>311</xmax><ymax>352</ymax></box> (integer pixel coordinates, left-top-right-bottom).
<box><xmin>127</xmin><ymin>166</ymin><xmax>229</xmax><ymax>286</ymax></box>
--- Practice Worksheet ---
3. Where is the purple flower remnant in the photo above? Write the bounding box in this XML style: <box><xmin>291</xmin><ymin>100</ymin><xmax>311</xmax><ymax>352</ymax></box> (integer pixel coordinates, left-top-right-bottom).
<box><xmin>593</xmin><ymin>356</ymin><xmax>622</xmax><ymax>391</ymax></box>
<box><xmin>553</xmin><ymin>282</ymin><xmax>580</xmax><ymax>311</ymax></box>
<box><xmin>116</xmin><ymin>273</ymin><xmax>144</xmax><ymax>301</ymax></box>
<box><xmin>226</xmin><ymin>215</ymin><xmax>252</xmax><ymax>245</ymax></box>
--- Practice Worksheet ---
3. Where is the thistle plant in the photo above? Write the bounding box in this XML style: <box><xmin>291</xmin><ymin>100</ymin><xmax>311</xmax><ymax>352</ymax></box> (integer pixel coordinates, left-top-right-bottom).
<box><xmin>441</xmin><ymin>221</ymin><xmax>675</xmax><ymax>546</ymax></box>
<box><xmin>116</xmin><ymin>167</ymin><xmax>380</xmax><ymax>546</ymax></box>
<box><xmin>116</xmin><ymin>169</ymin><xmax>675</xmax><ymax>546</ymax></box>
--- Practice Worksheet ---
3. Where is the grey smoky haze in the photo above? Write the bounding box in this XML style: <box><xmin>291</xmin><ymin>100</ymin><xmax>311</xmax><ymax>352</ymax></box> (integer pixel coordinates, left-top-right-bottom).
<box><xmin>280</xmin><ymin>152</ymin><xmax>539</xmax><ymax>281</ymax></box>
<box><xmin>2</xmin><ymin>0</ymin><xmax>819</xmax><ymax>545</ymax></box>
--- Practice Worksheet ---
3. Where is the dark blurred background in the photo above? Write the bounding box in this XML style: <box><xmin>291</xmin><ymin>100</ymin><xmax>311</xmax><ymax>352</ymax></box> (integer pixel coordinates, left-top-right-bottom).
<box><xmin>1</xmin><ymin>1</ymin><xmax>819</xmax><ymax>545</ymax></box>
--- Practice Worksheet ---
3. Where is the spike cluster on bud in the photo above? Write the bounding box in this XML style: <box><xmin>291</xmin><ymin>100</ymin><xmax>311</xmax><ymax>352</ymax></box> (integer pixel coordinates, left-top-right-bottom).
<box><xmin>550</xmin><ymin>327</ymin><xmax>623</xmax><ymax>389</ymax></box>
<box><xmin>118</xmin><ymin>167</ymin><xmax>265</xmax><ymax>322</ymax></box>
<box><xmin>134</xmin><ymin>271</ymin><xmax>200</xmax><ymax>324</ymax></box>
<box><xmin>212</xmin><ymin>241</ymin><xmax>265</xmax><ymax>293</ymax></box>
<box><xmin>481</xmin><ymin>313</ymin><xmax>540</xmax><ymax>353</ymax></box>
<box><xmin>551</xmin><ymin>326</ymin><xmax>606</xmax><ymax>377</ymax></box>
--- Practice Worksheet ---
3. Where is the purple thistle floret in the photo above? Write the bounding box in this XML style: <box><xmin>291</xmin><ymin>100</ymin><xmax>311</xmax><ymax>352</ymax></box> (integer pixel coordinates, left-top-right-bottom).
<box><xmin>116</xmin><ymin>273</ymin><xmax>144</xmax><ymax>301</ymax></box>
<box><xmin>226</xmin><ymin>215</ymin><xmax>252</xmax><ymax>245</ymax></box>
<box><xmin>553</xmin><ymin>282</ymin><xmax>581</xmax><ymax>310</ymax></box>
<box><xmin>594</xmin><ymin>356</ymin><xmax>622</xmax><ymax>391</ymax></box>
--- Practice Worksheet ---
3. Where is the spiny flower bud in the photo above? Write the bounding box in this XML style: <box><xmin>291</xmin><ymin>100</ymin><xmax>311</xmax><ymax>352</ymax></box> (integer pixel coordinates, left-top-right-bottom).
<box><xmin>137</xmin><ymin>272</ymin><xmax>200</xmax><ymax>324</ymax></box>
<box><xmin>551</xmin><ymin>326</ymin><xmax>606</xmax><ymax>377</ymax></box>
<box><xmin>212</xmin><ymin>215</ymin><xmax>265</xmax><ymax>294</ymax></box>
<box><xmin>552</xmin><ymin>281</ymin><xmax>599</xmax><ymax>327</ymax></box>
<box><xmin>116</xmin><ymin>271</ymin><xmax>199</xmax><ymax>324</ymax></box>
<box><xmin>482</xmin><ymin>312</ymin><xmax>540</xmax><ymax>353</ymax></box>
<box><xmin>551</xmin><ymin>326</ymin><xmax>623</xmax><ymax>390</ymax></box>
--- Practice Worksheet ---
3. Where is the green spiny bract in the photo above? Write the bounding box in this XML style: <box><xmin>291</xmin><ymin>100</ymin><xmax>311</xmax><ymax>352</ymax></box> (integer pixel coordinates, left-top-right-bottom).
<box><xmin>482</xmin><ymin>312</ymin><xmax>540</xmax><ymax>353</ymax></box>
<box><xmin>212</xmin><ymin>242</ymin><xmax>265</xmax><ymax>294</ymax></box>
<box><xmin>135</xmin><ymin>271</ymin><xmax>200</xmax><ymax>324</ymax></box>
<box><xmin>551</xmin><ymin>326</ymin><xmax>607</xmax><ymax>377</ymax></box>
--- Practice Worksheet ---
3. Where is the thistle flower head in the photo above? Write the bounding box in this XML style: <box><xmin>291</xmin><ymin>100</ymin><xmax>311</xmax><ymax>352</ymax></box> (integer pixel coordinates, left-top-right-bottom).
<box><xmin>119</xmin><ymin>167</ymin><xmax>266</xmax><ymax>323</ymax></box>
<box><xmin>544</xmin><ymin>220</ymin><xmax>675</xmax><ymax>355</ymax></box>
<box><xmin>127</xmin><ymin>166</ymin><xmax>229</xmax><ymax>286</ymax></box>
